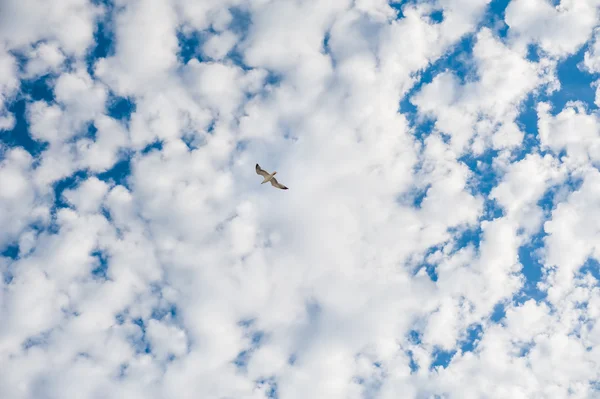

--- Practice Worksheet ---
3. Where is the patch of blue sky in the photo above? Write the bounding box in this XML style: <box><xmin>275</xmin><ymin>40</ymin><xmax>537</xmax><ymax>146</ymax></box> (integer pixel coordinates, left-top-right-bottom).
<box><xmin>237</xmin><ymin>318</ymin><xmax>256</xmax><ymax>329</ymax></box>
<box><xmin>322</xmin><ymin>30</ymin><xmax>331</xmax><ymax>54</ymax></box>
<box><xmin>255</xmin><ymin>377</ymin><xmax>279</xmax><ymax>399</ymax></box>
<box><xmin>548</xmin><ymin>44</ymin><xmax>598</xmax><ymax>114</ymax></box>
<box><xmin>516</xmin><ymin>341</ymin><xmax>534</xmax><ymax>358</ymax></box>
<box><xmin>22</xmin><ymin>330</ymin><xmax>52</xmax><ymax>350</ymax></box>
<box><xmin>450</xmin><ymin>226</ymin><xmax>483</xmax><ymax>253</ymax></box>
<box><xmin>526</xmin><ymin>43</ymin><xmax>541</xmax><ymax>63</ymax></box>
<box><xmin>514</xmin><ymin>232</ymin><xmax>548</xmax><ymax>305</ymax></box>
<box><xmin>233</xmin><ymin>327</ymin><xmax>265</xmax><ymax>370</ymax></box>
<box><xmin>87</xmin><ymin>1</ymin><xmax>115</xmax><ymax>76</ymax></box>
<box><xmin>90</xmin><ymin>250</ymin><xmax>109</xmax><ymax>280</ymax></box>
<box><xmin>1</xmin><ymin>244</ymin><xmax>19</xmax><ymax>261</ymax></box>
<box><xmin>479</xmin><ymin>0</ymin><xmax>511</xmax><ymax>38</ymax></box>
<box><xmin>150</xmin><ymin>303</ymin><xmax>178</xmax><ymax>322</ymax></box>
<box><xmin>513</xmin><ymin>93</ymin><xmax>541</xmax><ymax>162</ymax></box>
<box><xmin>20</xmin><ymin>73</ymin><xmax>55</xmax><ymax>103</ymax></box>
<box><xmin>388</xmin><ymin>1</ymin><xmax>444</xmax><ymax>23</ymax></box>
<box><xmin>406</xmin><ymin>324</ymin><xmax>483</xmax><ymax>369</ymax></box>
<box><xmin>182</xmin><ymin>133</ymin><xmax>205</xmax><ymax>151</ymax></box>
<box><xmin>579</xmin><ymin>258</ymin><xmax>600</xmax><ymax>283</ymax></box>
<box><xmin>114</xmin><ymin>312</ymin><xmax>126</xmax><ymax>325</ymax></box>
<box><xmin>406</xmin><ymin>350</ymin><xmax>419</xmax><ymax>373</ymax></box>
<box><xmin>106</xmin><ymin>94</ymin><xmax>135</xmax><ymax>123</ymax></box>
<box><xmin>177</xmin><ymin>6</ymin><xmax>252</xmax><ymax>68</ymax></box>
<box><xmin>97</xmin><ymin>156</ymin><xmax>132</xmax><ymax>188</ymax></box>
<box><xmin>90</xmin><ymin>0</ymin><xmax>113</xmax><ymax>6</ymax></box>
<box><xmin>408</xmin><ymin>241</ymin><xmax>443</xmax><ymax>281</ymax></box>
<box><xmin>2</xmin><ymin>249</ymin><xmax>17</xmax><ymax>284</ymax></box>
<box><xmin>460</xmin><ymin>148</ymin><xmax>501</xmax><ymax>197</ymax></box>
<box><xmin>177</xmin><ymin>30</ymin><xmax>206</xmax><ymax>64</ymax></box>
<box><xmin>387</xmin><ymin>1</ymin><xmax>408</xmax><ymax>19</ymax></box>
<box><xmin>407</xmin><ymin>328</ymin><xmax>422</xmax><ymax>345</ymax></box>
<box><xmin>228</xmin><ymin>7</ymin><xmax>253</xmax><ymax>36</ymax></box>
<box><xmin>460</xmin><ymin>323</ymin><xmax>483</xmax><ymax>353</ymax></box>
<box><xmin>52</xmin><ymin>170</ymin><xmax>90</xmax><ymax>209</ymax></box>
<box><xmin>1</xmin><ymin>75</ymin><xmax>54</xmax><ymax>159</ymax></box>
<box><xmin>131</xmin><ymin>318</ymin><xmax>152</xmax><ymax>355</ymax></box>
<box><xmin>483</xmin><ymin>197</ymin><xmax>504</xmax><ymax>220</ymax></box>
<box><xmin>86</xmin><ymin>123</ymin><xmax>99</xmax><ymax>142</ymax></box>
<box><xmin>264</xmin><ymin>71</ymin><xmax>282</xmax><ymax>87</ymax></box>
<box><xmin>141</xmin><ymin>140</ymin><xmax>164</xmax><ymax>154</ymax></box>
<box><xmin>224</xmin><ymin>7</ymin><xmax>253</xmax><ymax>70</ymax></box>
<box><xmin>421</xmin><ymin>262</ymin><xmax>439</xmax><ymax>282</ymax></box>
<box><xmin>411</xmin><ymin>183</ymin><xmax>430</xmax><ymax>208</ymax></box>
<box><xmin>430</xmin><ymin>347</ymin><xmax>456</xmax><ymax>370</ymax></box>
<box><xmin>490</xmin><ymin>302</ymin><xmax>507</xmax><ymax>324</ymax></box>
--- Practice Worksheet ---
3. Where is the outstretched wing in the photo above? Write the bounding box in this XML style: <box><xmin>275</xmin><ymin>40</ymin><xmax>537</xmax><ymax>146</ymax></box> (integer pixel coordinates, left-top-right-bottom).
<box><xmin>255</xmin><ymin>163</ymin><xmax>270</xmax><ymax>178</ymax></box>
<box><xmin>270</xmin><ymin>177</ymin><xmax>288</xmax><ymax>190</ymax></box>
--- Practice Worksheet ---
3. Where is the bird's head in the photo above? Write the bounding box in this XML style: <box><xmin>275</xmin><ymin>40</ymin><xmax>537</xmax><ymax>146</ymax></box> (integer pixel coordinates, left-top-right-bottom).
<box><xmin>272</xmin><ymin>171</ymin><xmax>277</xmax><ymax>175</ymax></box>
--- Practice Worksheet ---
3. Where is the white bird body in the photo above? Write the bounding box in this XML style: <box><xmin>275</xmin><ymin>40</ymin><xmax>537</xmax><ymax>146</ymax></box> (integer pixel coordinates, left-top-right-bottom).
<box><xmin>256</xmin><ymin>164</ymin><xmax>288</xmax><ymax>190</ymax></box>
<box><xmin>261</xmin><ymin>171</ymin><xmax>277</xmax><ymax>184</ymax></box>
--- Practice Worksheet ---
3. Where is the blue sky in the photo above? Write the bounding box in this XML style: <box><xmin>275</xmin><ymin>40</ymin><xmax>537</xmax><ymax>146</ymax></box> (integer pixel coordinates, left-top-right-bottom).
<box><xmin>1</xmin><ymin>0</ymin><xmax>600</xmax><ymax>398</ymax></box>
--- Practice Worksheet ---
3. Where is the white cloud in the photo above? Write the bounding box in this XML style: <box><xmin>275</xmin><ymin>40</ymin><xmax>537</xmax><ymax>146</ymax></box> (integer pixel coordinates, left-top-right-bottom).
<box><xmin>542</xmin><ymin>168</ymin><xmax>600</xmax><ymax>303</ymax></box>
<box><xmin>23</xmin><ymin>42</ymin><xmax>66</xmax><ymax>79</ymax></box>
<box><xmin>2</xmin><ymin>0</ymin><xmax>600</xmax><ymax>397</ymax></box>
<box><xmin>0</xmin><ymin>148</ymin><xmax>49</xmax><ymax>249</ymax></box>
<box><xmin>202</xmin><ymin>31</ymin><xmax>239</xmax><ymax>61</ymax></box>
<box><xmin>0</xmin><ymin>0</ymin><xmax>102</xmax><ymax>56</ymax></box>
<box><xmin>491</xmin><ymin>153</ymin><xmax>566</xmax><ymax>235</ymax></box>
<box><xmin>27</xmin><ymin>67</ymin><xmax>108</xmax><ymax>147</ymax></box>
<box><xmin>538</xmin><ymin>101</ymin><xmax>600</xmax><ymax>169</ymax></box>
<box><xmin>412</xmin><ymin>28</ymin><xmax>554</xmax><ymax>154</ymax></box>
<box><xmin>94</xmin><ymin>0</ymin><xmax>179</xmax><ymax>95</ymax></box>
<box><xmin>583</xmin><ymin>28</ymin><xmax>600</xmax><ymax>74</ymax></box>
<box><xmin>77</xmin><ymin>114</ymin><xmax>129</xmax><ymax>173</ymax></box>
<box><xmin>582</xmin><ymin>28</ymin><xmax>600</xmax><ymax>107</ymax></box>
<box><xmin>63</xmin><ymin>176</ymin><xmax>109</xmax><ymax>214</ymax></box>
<box><xmin>0</xmin><ymin>44</ymin><xmax>19</xmax><ymax>130</ymax></box>
<box><xmin>174</xmin><ymin>0</ymin><xmax>242</xmax><ymax>32</ymax></box>
<box><xmin>505</xmin><ymin>0</ymin><xmax>600</xmax><ymax>58</ymax></box>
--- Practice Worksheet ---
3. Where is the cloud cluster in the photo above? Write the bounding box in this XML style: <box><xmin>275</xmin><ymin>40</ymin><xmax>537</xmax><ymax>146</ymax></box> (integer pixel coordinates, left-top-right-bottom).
<box><xmin>1</xmin><ymin>0</ymin><xmax>600</xmax><ymax>398</ymax></box>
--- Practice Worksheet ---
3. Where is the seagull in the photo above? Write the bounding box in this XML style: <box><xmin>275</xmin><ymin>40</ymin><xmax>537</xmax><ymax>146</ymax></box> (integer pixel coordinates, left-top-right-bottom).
<box><xmin>256</xmin><ymin>163</ymin><xmax>288</xmax><ymax>190</ymax></box>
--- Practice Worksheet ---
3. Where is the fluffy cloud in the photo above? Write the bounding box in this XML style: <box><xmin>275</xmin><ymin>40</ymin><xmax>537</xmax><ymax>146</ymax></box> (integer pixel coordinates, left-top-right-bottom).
<box><xmin>505</xmin><ymin>0</ymin><xmax>600</xmax><ymax>58</ymax></box>
<box><xmin>0</xmin><ymin>0</ymin><xmax>102</xmax><ymax>56</ymax></box>
<box><xmin>1</xmin><ymin>0</ymin><xmax>600</xmax><ymax>398</ymax></box>
<box><xmin>411</xmin><ymin>28</ymin><xmax>555</xmax><ymax>154</ymax></box>
<box><xmin>0</xmin><ymin>45</ymin><xmax>19</xmax><ymax>130</ymax></box>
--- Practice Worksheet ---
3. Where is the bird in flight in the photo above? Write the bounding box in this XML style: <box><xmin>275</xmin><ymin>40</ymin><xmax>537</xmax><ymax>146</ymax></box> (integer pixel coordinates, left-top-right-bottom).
<box><xmin>256</xmin><ymin>164</ymin><xmax>288</xmax><ymax>190</ymax></box>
